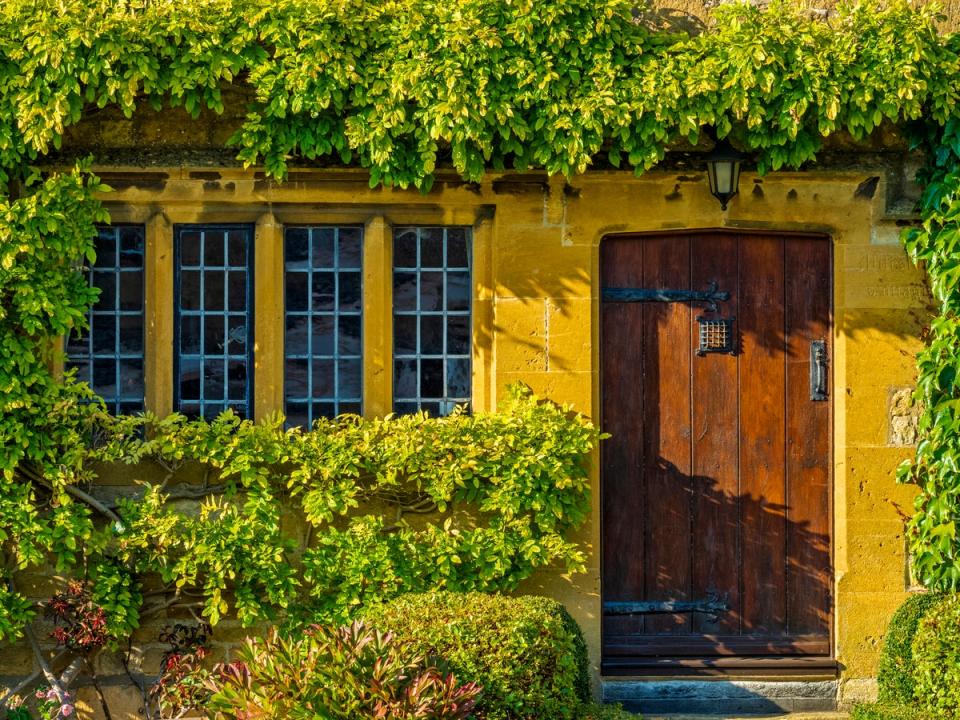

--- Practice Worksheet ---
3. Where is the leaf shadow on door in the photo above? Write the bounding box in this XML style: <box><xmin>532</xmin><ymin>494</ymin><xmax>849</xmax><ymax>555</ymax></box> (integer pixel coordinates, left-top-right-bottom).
<box><xmin>602</xmin><ymin>232</ymin><xmax>833</xmax><ymax>660</ymax></box>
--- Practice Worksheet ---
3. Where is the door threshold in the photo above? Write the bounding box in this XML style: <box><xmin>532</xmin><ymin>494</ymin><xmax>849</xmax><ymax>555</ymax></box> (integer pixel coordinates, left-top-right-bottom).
<box><xmin>602</xmin><ymin>657</ymin><xmax>838</xmax><ymax>678</ymax></box>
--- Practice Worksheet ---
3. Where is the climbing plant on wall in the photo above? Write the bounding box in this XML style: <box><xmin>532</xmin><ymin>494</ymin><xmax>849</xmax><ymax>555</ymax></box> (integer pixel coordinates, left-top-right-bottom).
<box><xmin>2</xmin><ymin>0</ymin><xmax>960</xmax><ymax>712</ymax></box>
<box><xmin>900</xmin><ymin>116</ymin><xmax>960</xmax><ymax>591</ymax></box>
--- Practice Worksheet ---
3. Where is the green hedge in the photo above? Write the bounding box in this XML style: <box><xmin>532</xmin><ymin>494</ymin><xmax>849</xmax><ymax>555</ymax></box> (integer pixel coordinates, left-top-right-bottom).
<box><xmin>877</xmin><ymin>592</ymin><xmax>946</xmax><ymax>704</ymax></box>
<box><xmin>362</xmin><ymin>592</ymin><xmax>590</xmax><ymax>720</ymax></box>
<box><xmin>576</xmin><ymin>704</ymin><xmax>637</xmax><ymax>720</ymax></box>
<box><xmin>913</xmin><ymin>594</ymin><xmax>960</xmax><ymax>718</ymax></box>
<box><xmin>851</xmin><ymin>702</ymin><xmax>929</xmax><ymax>720</ymax></box>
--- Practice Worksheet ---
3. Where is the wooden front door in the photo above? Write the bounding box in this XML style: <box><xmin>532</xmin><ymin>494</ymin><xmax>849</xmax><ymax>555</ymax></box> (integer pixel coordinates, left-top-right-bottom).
<box><xmin>600</xmin><ymin>231</ymin><xmax>832</xmax><ymax>671</ymax></box>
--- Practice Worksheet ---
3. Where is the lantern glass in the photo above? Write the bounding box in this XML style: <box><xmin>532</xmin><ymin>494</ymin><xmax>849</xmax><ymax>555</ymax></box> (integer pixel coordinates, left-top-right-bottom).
<box><xmin>705</xmin><ymin>137</ymin><xmax>745</xmax><ymax>210</ymax></box>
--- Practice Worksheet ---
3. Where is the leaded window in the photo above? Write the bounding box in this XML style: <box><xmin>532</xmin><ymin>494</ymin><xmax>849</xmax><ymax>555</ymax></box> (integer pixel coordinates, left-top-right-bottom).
<box><xmin>283</xmin><ymin>226</ymin><xmax>363</xmax><ymax>427</ymax></box>
<box><xmin>65</xmin><ymin>225</ymin><xmax>145</xmax><ymax>414</ymax></box>
<box><xmin>174</xmin><ymin>225</ymin><xmax>254</xmax><ymax>420</ymax></box>
<box><xmin>392</xmin><ymin>226</ymin><xmax>471</xmax><ymax>415</ymax></box>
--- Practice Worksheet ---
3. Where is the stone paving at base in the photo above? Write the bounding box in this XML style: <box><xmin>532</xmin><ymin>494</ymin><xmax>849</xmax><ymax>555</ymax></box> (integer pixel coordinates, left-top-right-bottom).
<box><xmin>645</xmin><ymin>713</ymin><xmax>850</xmax><ymax>720</ymax></box>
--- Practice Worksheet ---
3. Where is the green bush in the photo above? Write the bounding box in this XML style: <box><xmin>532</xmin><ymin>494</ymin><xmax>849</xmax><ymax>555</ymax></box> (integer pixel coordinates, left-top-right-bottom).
<box><xmin>206</xmin><ymin>620</ymin><xmax>481</xmax><ymax>720</ymax></box>
<box><xmin>913</xmin><ymin>594</ymin><xmax>960</xmax><ymax>718</ymax></box>
<box><xmin>877</xmin><ymin>592</ymin><xmax>945</xmax><ymax>703</ymax></box>
<box><xmin>576</xmin><ymin>703</ymin><xmax>638</xmax><ymax>719</ymax></box>
<box><xmin>851</xmin><ymin>702</ymin><xmax>929</xmax><ymax>720</ymax></box>
<box><xmin>362</xmin><ymin>592</ymin><xmax>590</xmax><ymax>719</ymax></box>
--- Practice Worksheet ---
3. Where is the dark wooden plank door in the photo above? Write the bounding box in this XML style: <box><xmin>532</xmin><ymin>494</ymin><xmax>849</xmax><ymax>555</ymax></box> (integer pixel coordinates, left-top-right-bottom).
<box><xmin>601</xmin><ymin>232</ymin><xmax>832</xmax><ymax>666</ymax></box>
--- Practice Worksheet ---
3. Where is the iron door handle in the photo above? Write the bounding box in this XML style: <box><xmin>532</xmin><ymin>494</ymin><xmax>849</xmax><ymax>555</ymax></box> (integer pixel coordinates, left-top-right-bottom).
<box><xmin>810</xmin><ymin>340</ymin><xmax>828</xmax><ymax>401</ymax></box>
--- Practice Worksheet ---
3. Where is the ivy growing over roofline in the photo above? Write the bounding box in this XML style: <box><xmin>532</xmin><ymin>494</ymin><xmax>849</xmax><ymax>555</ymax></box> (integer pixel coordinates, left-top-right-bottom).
<box><xmin>0</xmin><ymin>0</ymin><xmax>958</xmax><ymax>190</ymax></box>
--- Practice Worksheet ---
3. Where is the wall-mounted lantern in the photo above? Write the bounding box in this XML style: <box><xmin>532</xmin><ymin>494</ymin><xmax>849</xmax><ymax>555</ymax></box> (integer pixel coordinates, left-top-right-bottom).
<box><xmin>705</xmin><ymin>137</ymin><xmax>746</xmax><ymax>211</ymax></box>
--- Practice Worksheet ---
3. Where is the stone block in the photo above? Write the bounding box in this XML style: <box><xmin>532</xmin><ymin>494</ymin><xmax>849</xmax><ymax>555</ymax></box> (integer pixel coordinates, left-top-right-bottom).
<box><xmin>0</xmin><ymin>643</ymin><xmax>36</xmax><ymax>674</ymax></box>
<box><xmin>496</xmin><ymin>370</ymin><xmax>595</xmax><ymax>415</ymax></box>
<box><xmin>839</xmin><ymin>677</ymin><xmax>879</xmax><ymax>709</ymax></box>
<box><xmin>844</xmin><ymin>446</ymin><xmax>917</xmax><ymax>520</ymax></box>
<box><xmin>603</xmin><ymin>679</ymin><xmax>838</xmax><ymax>714</ymax></box>
<box><xmin>888</xmin><ymin>387</ymin><xmax>920</xmax><ymax>446</ymax></box>
<box><xmin>842</xmin><ymin>384</ymin><xmax>894</xmax><ymax>447</ymax></box>
<box><xmin>493</xmin><ymin>233</ymin><xmax>592</xmax><ymax>300</ymax></box>
<box><xmin>494</xmin><ymin>297</ymin><xmax>593</xmax><ymax>374</ymax></box>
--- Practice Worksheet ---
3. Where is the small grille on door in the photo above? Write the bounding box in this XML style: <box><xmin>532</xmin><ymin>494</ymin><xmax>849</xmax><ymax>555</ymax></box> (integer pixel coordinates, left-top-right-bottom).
<box><xmin>697</xmin><ymin>316</ymin><xmax>735</xmax><ymax>355</ymax></box>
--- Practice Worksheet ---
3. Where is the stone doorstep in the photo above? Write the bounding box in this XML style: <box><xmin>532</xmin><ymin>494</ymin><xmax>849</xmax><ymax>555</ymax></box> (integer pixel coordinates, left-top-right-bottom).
<box><xmin>644</xmin><ymin>715</ymin><xmax>849</xmax><ymax>720</ymax></box>
<box><xmin>603</xmin><ymin>679</ymin><xmax>839</xmax><ymax>716</ymax></box>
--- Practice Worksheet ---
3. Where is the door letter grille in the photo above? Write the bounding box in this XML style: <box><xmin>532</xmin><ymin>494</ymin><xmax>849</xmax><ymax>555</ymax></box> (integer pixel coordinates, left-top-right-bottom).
<box><xmin>697</xmin><ymin>316</ymin><xmax>735</xmax><ymax>356</ymax></box>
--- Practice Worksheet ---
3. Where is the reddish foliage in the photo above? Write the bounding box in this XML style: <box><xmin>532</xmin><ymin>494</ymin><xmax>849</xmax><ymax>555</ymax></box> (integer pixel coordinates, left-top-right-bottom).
<box><xmin>45</xmin><ymin>581</ymin><xmax>108</xmax><ymax>653</ymax></box>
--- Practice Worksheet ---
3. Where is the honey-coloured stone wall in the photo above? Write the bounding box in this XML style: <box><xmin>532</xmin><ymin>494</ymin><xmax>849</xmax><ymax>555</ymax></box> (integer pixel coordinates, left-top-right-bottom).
<box><xmin>0</xmin><ymin>108</ymin><xmax>935</xmax><ymax>715</ymax></box>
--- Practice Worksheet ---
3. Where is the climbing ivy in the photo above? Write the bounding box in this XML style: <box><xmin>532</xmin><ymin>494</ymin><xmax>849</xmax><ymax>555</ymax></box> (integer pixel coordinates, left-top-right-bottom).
<box><xmin>900</xmin><ymin>116</ymin><xmax>960</xmax><ymax>590</ymax></box>
<box><xmin>0</xmin><ymin>0</ymin><xmax>957</xmax><ymax>188</ymax></box>
<box><xmin>1</xmin><ymin>0</ymin><xmax>960</xmax><ymax>708</ymax></box>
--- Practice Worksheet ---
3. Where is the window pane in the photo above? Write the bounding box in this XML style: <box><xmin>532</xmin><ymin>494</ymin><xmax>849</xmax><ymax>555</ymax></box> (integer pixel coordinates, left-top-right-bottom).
<box><xmin>180</xmin><ymin>271</ymin><xmax>201</xmax><ymax>310</ymax></box>
<box><xmin>180</xmin><ymin>231</ymin><xmax>201</xmax><ymax>266</ymax></box>
<box><xmin>120</xmin><ymin>359</ymin><xmax>144</xmax><ymax>399</ymax></box>
<box><xmin>311</xmin><ymin>272</ymin><xmax>335</xmax><ymax>312</ymax></box>
<box><xmin>394</xmin><ymin>315</ymin><xmax>417</xmax><ymax>355</ymax></box>
<box><xmin>447</xmin><ymin>315</ymin><xmax>470</xmax><ymax>355</ymax></box>
<box><xmin>179</xmin><ymin>358</ymin><xmax>201</xmax><ymax>401</ymax></box>
<box><xmin>419</xmin><ymin>272</ymin><xmax>444</xmax><ymax>311</ymax></box>
<box><xmin>339</xmin><ymin>272</ymin><xmax>361</xmax><ymax>312</ymax></box>
<box><xmin>92</xmin><ymin>272</ymin><xmax>116</xmax><ymax>311</ymax></box>
<box><xmin>65</xmin><ymin>225</ymin><xmax>145</xmax><ymax>414</ymax></box>
<box><xmin>204</xmin><ymin>315</ymin><xmax>225</xmax><ymax>355</ymax></box>
<box><xmin>285</xmin><ymin>315</ymin><xmax>309</xmax><ymax>355</ymax></box>
<box><xmin>393</xmin><ymin>229</ymin><xmax>418</xmax><ymax>268</ymax></box>
<box><xmin>420</xmin><ymin>315</ymin><xmax>444</xmax><ymax>355</ymax></box>
<box><xmin>311</xmin><ymin>359</ymin><xmax>335</xmax><ymax>398</ymax></box>
<box><xmin>287</xmin><ymin>359</ymin><xmax>309</xmax><ymax>399</ymax></box>
<box><xmin>175</xmin><ymin>225</ymin><xmax>254</xmax><ymax>419</ymax></box>
<box><xmin>391</xmin><ymin>227</ymin><xmax>472</xmax><ymax>415</ymax></box>
<box><xmin>312</xmin><ymin>228</ymin><xmax>335</xmax><ymax>267</ymax></box>
<box><xmin>204</xmin><ymin>271</ymin><xmax>225</xmax><ymax>311</ymax></box>
<box><xmin>94</xmin><ymin>230</ymin><xmax>117</xmax><ymax>268</ymax></box>
<box><xmin>447</xmin><ymin>272</ymin><xmax>471</xmax><ymax>312</ymax></box>
<box><xmin>227</xmin><ymin>362</ymin><xmax>247</xmax><ymax>401</ymax></box>
<box><xmin>394</xmin><ymin>359</ymin><xmax>418</xmax><ymax>398</ymax></box>
<box><xmin>227</xmin><ymin>271</ymin><xmax>246</xmax><ymax>311</ymax></box>
<box><xmin>203</xmin><ymin>230</ymin><xmax>225</xmax><ymax>266</ymax></box>
<box><xmin>338</xmin><ymin>359</ymin><xmax>361</xmax><ymax>398</ymax></box>
<box><xmin>286</xmin><ymin>228</ymin><xmax>309</xmax><ymax>269</ymax></box>
<box><xmin>339</xmin><ymin>228</ymin><xmax>362</xmax><ymax>268</ymax></box>
<box><xmin>447</xmin><ymin>229</ymin><xmax>469</xmax><ymax>268</ymax></box>
<box><xmin>119</xmin><ymin>315</ymin><xmax>144</xmax><ymax>354</ymax></box>
<box><xmin>91</xmin><ymin>315</ymin><xmax>117</xmax><ymax>355</ymax></box>
<box><xmin>227</xmin><ymin>230</ymin><xmax>247</xmax><ymax>266</ymax></box>
<box><xmin>286</xmin><ymin>272</ymin><xmax>309</xmax><ymax>312</ymax></box>
<box><xmin>181</xmin><ymin>316</ymin><xmax>201</xmax><ymax>355</ymax></box>
<box><xmin>338</xmin><ymin>316</ymin><xmax>361</xmax><ymax>355</ymax></box>
<box><xmin>119</xmin><ymin>227</ymin><xmax>144</xmax><ymax>268</ymax></box>
<box><xmin>420</xmin><ymin>228</ymin><xmax>444</xmax><ymax>268</ymax></box>
<box><xmin>284</xmin><ymin>226</ymin><xmax>365</xmax><ymax>426</ymax></box>
<box><xmin>312</xmin><ymin>315</ymin><xmax>335</xmax><ymax>356</ymax></box>
<box><xmin>393</xmin><ymin>272</ymin><xmax>418</xmax><ymax>311</ymax></box>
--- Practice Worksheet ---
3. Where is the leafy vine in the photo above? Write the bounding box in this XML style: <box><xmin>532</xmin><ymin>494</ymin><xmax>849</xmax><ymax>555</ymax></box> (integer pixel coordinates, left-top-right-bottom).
<box><xmin>1</xmin><ymin>0</ymin><xmax>960</xmax><ymax>714</ymax></box>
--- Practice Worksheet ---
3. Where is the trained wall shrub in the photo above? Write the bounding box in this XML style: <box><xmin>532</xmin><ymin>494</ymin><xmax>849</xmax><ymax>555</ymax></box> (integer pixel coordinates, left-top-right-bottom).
<box><xmin>362</xmin><ymin>592</ymin><xmax>590</xmax><ymax>720</ymax></box>
<box><xmin>912</xmin><ymin>594</ymin><xmax>960</xmax><ymax>717</ymax></box>
<box><xmin>877</xmin><ymin>592</ymin><xmax>946</xmax><ymax>704</ymax></box>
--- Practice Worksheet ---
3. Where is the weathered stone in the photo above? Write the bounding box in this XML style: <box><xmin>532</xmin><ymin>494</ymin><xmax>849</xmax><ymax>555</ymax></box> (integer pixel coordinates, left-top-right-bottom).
<box><xmin>888</xmin><ymin>386</ymin><xmax>921</xmax><ymax>446</ymax></box>
<box><xmin>603</xmin><ymin>679</ymin><xmax>839</xmax><ymax>714</ymax></box>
